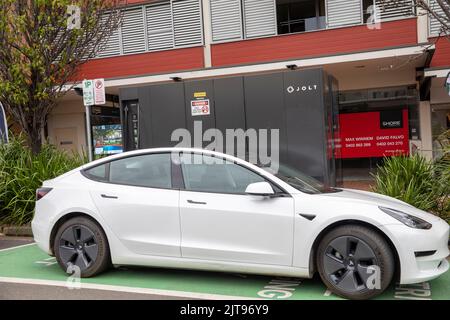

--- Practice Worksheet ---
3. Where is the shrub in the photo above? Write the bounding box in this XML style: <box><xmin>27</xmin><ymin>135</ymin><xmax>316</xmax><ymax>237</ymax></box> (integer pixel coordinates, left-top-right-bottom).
<box><xmin>431</xmin><ymin>145</ymin><xmax>450</xmax><ymax>220</ymax></box>
<box><xmin>0</xmin><ymin>134</ymin><xmax>85</xmax><ymax>226</ymax></box>
<box><xmin>372</xmin><ymin>153</ymin><xmax>449</xmax><ymax>223</ymax></box>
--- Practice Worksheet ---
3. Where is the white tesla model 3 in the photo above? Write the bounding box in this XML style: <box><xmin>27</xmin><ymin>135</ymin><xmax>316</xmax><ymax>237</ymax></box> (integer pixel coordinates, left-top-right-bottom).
<box><xmin>32</xmin><ymin>148</ymin><xmax>449</xmax><ymax>299</ymax></box>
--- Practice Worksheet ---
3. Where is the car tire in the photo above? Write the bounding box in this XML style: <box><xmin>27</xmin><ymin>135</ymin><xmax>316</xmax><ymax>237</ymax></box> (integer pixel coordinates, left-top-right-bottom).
<box><xmin>54</xmin><ymin>216</ymin><xmax>111</xmax><ymax>278</ymax></box>
<box><xmin>316</xmin><ymin>224</ymin><xmax>395</xmax><ymax>300</ymax></box>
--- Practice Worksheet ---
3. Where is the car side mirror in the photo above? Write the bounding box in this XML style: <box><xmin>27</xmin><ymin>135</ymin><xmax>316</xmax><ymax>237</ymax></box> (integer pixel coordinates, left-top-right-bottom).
<box><xmin>245</xmin><ymin>182</ymin><xmax>275</xmax><ymax>196</ymax></box>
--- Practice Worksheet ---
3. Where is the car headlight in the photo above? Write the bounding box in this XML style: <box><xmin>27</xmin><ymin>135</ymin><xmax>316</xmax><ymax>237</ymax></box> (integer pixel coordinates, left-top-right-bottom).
<box><xmin>379</xmin><ymin>207</ymin><xmax>432</xmax><ymax>230</ymax></box>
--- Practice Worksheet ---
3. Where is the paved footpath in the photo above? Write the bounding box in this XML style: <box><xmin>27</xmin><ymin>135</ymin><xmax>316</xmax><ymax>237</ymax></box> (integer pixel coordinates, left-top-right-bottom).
<box><xmin>0</xmin><ymin>242</ymin><xmax>448</xmax><ymax>300</ymax></box>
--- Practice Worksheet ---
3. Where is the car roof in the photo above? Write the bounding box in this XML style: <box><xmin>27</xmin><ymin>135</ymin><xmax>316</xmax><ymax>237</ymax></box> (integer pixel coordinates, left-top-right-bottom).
<box><xmin>81</xmin><ymin>148</ymin><xmax>257</xmax><ymax>170</ymax></box>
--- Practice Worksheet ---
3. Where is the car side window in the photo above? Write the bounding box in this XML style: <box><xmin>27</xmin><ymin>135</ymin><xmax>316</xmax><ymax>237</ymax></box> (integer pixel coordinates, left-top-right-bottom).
<box><xmin>180</xmin><ymin>153</ymin><xmax>267</xmax><ymax>194</ymax></box>
<box><xmin>109</xmin><ymin>153</ymin><xmax>172</xmax><ymax>189</ymax></box>
<box><xmin>84</xmin><ymin>164</ymin><xmax>108</xmax><ymax>181</ymax></box>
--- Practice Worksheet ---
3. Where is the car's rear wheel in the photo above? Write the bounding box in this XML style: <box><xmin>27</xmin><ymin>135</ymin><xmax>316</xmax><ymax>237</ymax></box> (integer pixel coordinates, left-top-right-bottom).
<box><xmin>316</xmin><ymin>225</ymin><xmax>395</xmax><ymax>300</ymax></box>
<box><xmin>54</xmin><ymin>217</ymin><xmax>110</xmax><ymax>278</ymax></box>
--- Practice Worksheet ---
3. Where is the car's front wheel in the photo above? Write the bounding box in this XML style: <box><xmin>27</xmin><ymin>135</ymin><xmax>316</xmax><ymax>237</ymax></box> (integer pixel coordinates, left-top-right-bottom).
<box><xmin>316</xmin><ymin>225</ymin><xmax>395</xmax><ymax>300</ymax></box>
<box><xmin>54</xmin><ymin>216</ymin><xmax>110</xmax><ymax>278</ymax></box>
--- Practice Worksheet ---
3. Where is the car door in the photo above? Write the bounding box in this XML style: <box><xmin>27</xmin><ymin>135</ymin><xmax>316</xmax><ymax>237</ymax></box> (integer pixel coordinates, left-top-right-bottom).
<box><xmin>87</xmin><ymin>153</ymin><xmax>181</xmax><ymax>257</ymax></box>
<box><xmin>178</xmin><ymin>153</ymin><xmax>295</xmax><ymax>266</ymax></box>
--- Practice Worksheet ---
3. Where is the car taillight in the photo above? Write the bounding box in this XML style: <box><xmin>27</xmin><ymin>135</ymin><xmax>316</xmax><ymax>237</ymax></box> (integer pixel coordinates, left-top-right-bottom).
<box><xmin>36</xmin><ymin>187</ymin><xmax>53</xmax><ymax>201</ymax></box>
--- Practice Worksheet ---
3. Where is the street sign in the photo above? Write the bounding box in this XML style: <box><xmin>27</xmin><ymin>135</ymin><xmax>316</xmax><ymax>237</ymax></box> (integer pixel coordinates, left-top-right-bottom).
<box><xmin>0</xmin><ymin>102</ymin><xmax>8</xmax><ymax>144</ymax></box>
<box><xmin>82</xmin><ymin>80</ymin><xmax>95</xmax><ymax>106</ymax></box>
<box><xmin>94</xmin><ymin>79</ymin><xmax>106</xmax><ymax>105</ymax></box>
<box><xmin>82</xmin><ymin>79</ymin><xmax>106</xmax><ymax>106</ymax></box>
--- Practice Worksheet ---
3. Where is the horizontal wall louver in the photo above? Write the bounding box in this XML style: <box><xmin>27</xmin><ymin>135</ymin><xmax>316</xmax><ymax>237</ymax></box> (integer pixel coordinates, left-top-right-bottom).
<box><xmin>375</xmin><ymin>0</ymin><xmax>414</xmax><ymax>21</ymax></box>
<box><xmin>121</xmin><ymin>7</ymin><xmax>146</xmax><ymax>54</ymax></box>
<box><xmin>326</xmin><ymin>0</ymin><xmax>362</xmax><ymax>28</ymax></box>
<box><xmin>146</xmin><ymin>3</ymin><xmax>174</xmax><ymax>51</ymax></box>
<box><xmin>172</xmin><ymin>0</ymin><xmax>203</xmax><ymax>47</ymax></box>
<box><xmin>210</xmin><ymin>0</ymin><xmax>243</xmax><ymax>42</ymax></box>
<box><xmin>429</xmin><ymin>0</ymin><xmax>448</xmax><ymax>36</ymax></box>
<box><xmin>98</xmin><ymin>15</ymin><xmax>121</xmax><ymax>57</ymax></box>
<box><xmin>243</xmin><ymin>0</ymin><xmax>277</xmax><ymax>38</ymax></box>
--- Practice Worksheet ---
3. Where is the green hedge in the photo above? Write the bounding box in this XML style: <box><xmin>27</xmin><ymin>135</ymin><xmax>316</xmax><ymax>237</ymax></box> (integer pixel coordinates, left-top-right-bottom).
<box><xmin>0</xmin><ymin>135</ymin><xmax>85</xmax><ymax>226</ymax></box>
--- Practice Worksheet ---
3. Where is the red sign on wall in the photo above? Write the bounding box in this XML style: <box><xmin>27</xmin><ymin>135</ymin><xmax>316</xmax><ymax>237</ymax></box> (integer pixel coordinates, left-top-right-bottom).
<box><xmin>336</xmin><ymin>110</ymin><xmax>409</xmax><ymax>159</ymax></box>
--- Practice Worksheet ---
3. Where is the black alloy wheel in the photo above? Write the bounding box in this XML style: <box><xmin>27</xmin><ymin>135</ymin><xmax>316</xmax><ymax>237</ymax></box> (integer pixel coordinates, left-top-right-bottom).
<box><xmin>323</xmin><ymin>236</ymin><xmax>378</xmax><ymax>292</ymax></box>
<box><xmin>58</xmin><ymin>225</ymin><xmax>98</xmax><ymax>272</ymax></box>
<box><xmin>54</xmin><ymin>217</ymin><xmax>110</xmax><ymax>277</ymax></box>
<box><xmin>317</xmin><ymin>225</ymin><xmax>395</xmax><ymax>300</ymax></box>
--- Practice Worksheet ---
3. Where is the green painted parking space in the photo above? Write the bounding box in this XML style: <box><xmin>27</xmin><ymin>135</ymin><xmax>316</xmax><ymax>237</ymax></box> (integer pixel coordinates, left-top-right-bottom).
<box><xmin>0</xmin><ymin>244</ymin><xmax>448</xmax><ymax>300</ymax></box>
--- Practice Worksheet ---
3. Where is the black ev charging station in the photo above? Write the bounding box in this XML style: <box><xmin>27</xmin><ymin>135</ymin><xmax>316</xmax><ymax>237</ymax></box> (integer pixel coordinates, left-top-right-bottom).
<box><xmin>119</xmin><ymin>67</ymin><xmax>342</xmax><ymax>186</ymax></box>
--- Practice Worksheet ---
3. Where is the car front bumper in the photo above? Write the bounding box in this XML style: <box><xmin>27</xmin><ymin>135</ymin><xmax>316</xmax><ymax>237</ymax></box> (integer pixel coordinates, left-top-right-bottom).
<box><xmin>382</xmin><ymin>218</ymin><xmax>449</xmax><ymax>285</ymax></box>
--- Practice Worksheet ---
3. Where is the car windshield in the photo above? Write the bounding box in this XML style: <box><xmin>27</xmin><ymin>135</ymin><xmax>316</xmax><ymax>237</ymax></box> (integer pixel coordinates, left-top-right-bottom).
<box><xmin>260</xmin><ymin>162</ymin><xmax>340</xmax><ymax>194</ymax></box>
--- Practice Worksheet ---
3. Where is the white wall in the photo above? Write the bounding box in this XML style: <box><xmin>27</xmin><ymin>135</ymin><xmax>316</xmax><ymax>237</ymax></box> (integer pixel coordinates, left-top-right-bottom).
<box><xmin>327</xmin><ymin>64</ymin><xmax>417</xmax><ymax>91</ymax></box>
<box><xmin>431</xmin><ymin>77</ymin><xmax>450</xmax><ymax>105</ymax></box>
<box><xmin>47</xmin><ymin>99</ymin><xmax>86</xmax><ymax>154</ymax></box>
<box><xmin>419</xmin><ymin>101</ymin><xmax>433</xmax><ymax>160</ymax></box>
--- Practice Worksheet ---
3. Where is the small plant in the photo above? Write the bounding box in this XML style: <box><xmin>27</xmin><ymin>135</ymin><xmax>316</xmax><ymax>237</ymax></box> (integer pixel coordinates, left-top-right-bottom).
<box><xmin>372</xmin><ymin>153</ymin><xmax>449</xmax><ymax>223</ymax></box>
<box><xmin>0</xmin><ymin>134</ymin><xmax>85</xmax><ymax>225</ymax></box>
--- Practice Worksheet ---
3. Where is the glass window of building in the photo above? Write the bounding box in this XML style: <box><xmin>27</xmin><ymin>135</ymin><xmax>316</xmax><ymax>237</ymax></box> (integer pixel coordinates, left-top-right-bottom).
<box><xmin>276</xmin><ymin>0</ymin><xmax>325</xmax><ymax>35</ymax></box>
<box><xmin>431</xmin><ymin>104</ymin><xmax>450</xmax><ymax>159</ymax></box>
<box><xmin>338</xmin><ymin>86</ymin><xmax>419</xmax><ymax>181</ymax></box>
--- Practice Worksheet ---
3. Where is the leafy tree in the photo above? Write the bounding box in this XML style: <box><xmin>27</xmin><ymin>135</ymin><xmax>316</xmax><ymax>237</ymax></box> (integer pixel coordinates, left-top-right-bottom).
<box><xmin>0</xmin><ymin>0</ymin><xmax>125</xmax><ymax>154</ymax></box>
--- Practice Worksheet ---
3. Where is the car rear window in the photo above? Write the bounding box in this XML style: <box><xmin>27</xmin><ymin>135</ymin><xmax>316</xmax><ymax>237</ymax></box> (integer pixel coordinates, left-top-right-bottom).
<box><xmin>84</xmin><ymin>164</ymin><xmax>108</xmax><ymax>181</ymax></box>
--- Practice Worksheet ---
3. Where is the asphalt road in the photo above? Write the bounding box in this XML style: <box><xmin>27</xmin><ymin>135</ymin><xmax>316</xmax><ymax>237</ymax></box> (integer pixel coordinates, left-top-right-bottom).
<box><xmin>0</xmin><ymin>236</ymin><xmax>33</xmax><ymax>250</ymax></box>
<box><xmin>0</xmin><ymin>236</ymin><xmax>186</xmax><ymax>300</ymax></box>
<box><xmin>0</xmin><ymin>282</ymin><xmax>187</xmax><ymax>300</ymax></box>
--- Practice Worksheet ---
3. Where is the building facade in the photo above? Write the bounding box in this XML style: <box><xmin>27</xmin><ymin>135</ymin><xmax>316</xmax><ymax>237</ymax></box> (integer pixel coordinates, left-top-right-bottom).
<box><xmin>47</xmin><ymin>0</ymin><xmax>450</xmax><ymax>183</ymax></box>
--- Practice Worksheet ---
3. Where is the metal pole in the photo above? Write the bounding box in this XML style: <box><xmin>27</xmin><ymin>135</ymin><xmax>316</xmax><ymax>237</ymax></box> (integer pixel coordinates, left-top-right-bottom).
<box><xmin>0</xmin><ymin>102</ymin><xmax>8</xmax><ymax>144</ymax></box>
<box><xmin>85</xmin><ymin>105</ymin><xmax>93</xmax><ymax>162</ymax></box>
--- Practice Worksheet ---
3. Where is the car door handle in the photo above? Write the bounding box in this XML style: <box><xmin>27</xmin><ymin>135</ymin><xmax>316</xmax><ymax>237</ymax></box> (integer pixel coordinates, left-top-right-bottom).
<box><xmin>187</xmin><ymin>200</ymin><xmax>207</xmax><ymax>205</ymax></box>
<box><xmin>101</xmin><ymin>194</ymin><xmax>119</xmax><ymax>199</ymax></box>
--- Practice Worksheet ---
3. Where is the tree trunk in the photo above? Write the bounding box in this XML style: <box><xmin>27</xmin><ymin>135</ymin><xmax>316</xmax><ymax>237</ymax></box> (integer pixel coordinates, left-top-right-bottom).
<box><xmin>28</xmin><ymin>128</ymin><xmax>43</xmax><ymax>155</ymax></box>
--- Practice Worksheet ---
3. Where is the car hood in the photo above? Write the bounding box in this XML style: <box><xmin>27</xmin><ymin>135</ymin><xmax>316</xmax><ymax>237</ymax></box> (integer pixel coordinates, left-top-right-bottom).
<box><xmin>317</xmin><ymin>188</ymin><xmax>441</xmax><ymax>223</ymax></box>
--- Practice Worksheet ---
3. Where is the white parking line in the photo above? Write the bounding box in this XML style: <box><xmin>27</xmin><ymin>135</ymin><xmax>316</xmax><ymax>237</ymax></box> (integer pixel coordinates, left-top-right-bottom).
<box><xmin>35</xmin><ymin>257</ymin><xmax>57</xmax><ymax>267</ymax></box>
<box><xmin>0</xmin><ymin>277</ymin><xmax>263</xmax><ymax>300</ymax></box>
<box><xmin>0</xmin><ymin>243</ymin><xmax>36</xmax><ymax>252</ymax></box>
<box><xmin>0</xmin><ymin>243</ymin><xmax>261</xmax><ymax>300</ymax></box>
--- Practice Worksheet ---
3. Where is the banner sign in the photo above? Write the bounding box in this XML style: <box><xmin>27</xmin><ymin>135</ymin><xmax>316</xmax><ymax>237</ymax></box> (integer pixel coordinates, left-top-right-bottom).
<box><xmin>336</xmin><ymin>109</ymin><xmax>409</xmax><ymax>159</ymax></box>
<box><xmin>0</xmin><ymin>102</ymin><xmax>8</xmax><ymax>144</ymax></box>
